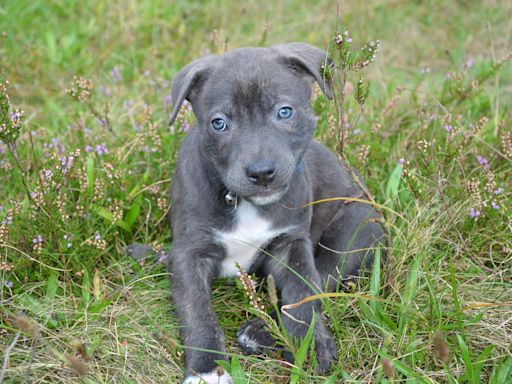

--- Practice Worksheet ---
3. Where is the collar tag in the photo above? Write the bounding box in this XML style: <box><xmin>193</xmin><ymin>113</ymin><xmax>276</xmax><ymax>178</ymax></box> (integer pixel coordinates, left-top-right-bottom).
<box><xmin>224</xmin><ymin>191</ymin><xmax>238</xmax><ymax>207</ymax></box>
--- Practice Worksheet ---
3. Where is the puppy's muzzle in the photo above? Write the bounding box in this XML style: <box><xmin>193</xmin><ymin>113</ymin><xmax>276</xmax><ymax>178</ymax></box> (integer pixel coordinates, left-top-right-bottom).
<box><xmin>246</xmin><ymin>159</ymin><xmax>276</xmax><ymax>186</ymax></box>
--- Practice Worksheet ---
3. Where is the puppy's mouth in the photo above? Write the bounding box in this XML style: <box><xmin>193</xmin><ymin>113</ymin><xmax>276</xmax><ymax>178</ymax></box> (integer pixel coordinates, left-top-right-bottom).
<box><xmin>246</xmin><ymin>186</ymin><xmax>287</xmax><ymax>206</ymax></box>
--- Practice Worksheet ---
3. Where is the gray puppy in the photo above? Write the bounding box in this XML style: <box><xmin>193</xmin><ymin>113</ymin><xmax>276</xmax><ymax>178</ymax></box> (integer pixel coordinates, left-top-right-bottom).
<box><xmin>167</xmin><ymin>42</ymin><xmax>383</xmax><ymax>384</ymax></box>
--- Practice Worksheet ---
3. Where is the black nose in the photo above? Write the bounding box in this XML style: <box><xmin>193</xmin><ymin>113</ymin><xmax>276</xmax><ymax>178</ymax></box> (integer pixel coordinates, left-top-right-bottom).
<box><xmin>246</xmin><ymin>160</ymin><xmax>276</xmax><ymax>185</ymax></box>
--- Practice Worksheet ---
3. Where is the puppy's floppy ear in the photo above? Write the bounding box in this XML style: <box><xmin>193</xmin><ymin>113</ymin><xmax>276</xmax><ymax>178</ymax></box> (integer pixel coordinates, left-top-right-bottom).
<box><xmin>168</xmin><ymin>55</ymin><xmax>217</xmax><ymax>127</ymax></box>
<box><xmin>272</xmin><ymin>42</ymin><xmax>334</xmax><ymax>100</ymax></box>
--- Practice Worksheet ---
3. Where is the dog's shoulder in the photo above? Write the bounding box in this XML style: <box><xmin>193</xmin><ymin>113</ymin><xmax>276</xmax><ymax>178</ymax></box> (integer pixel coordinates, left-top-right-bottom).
<box><xmin>305</xmin><ymin>140</ymin><xmax>361</xmax><ymax>197</ymax></box>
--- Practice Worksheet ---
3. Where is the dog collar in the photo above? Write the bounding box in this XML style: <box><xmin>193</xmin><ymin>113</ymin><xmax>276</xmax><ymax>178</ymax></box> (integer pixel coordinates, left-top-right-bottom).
<box><xmin>295</xmin><ymin>160</ymin><xmax>303</xmax><ymax>173</ymax></box>
<box><xmin>224</xmin><ymin>191</ymin><xmax>238</xmax><ymax>207</ymax></box>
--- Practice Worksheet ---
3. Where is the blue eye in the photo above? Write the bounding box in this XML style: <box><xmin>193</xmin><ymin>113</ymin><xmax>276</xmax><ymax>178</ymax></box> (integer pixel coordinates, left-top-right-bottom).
<box><xmin>211</xmin><ymin>118</ymin><xmax>227</xmax><ymax>131</ymax></box>
<box><xmin>278</xmin><ymin>107</ymin><xmax>293</xmax><ymax>119</ymax></box>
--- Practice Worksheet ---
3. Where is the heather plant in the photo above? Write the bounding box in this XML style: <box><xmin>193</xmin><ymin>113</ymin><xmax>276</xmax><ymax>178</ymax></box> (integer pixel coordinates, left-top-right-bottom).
<box><xmin>0</xmin><ymin>79</ymin><xmax>24</xmax><ymax>144</ymax></box>
<box><xmin>1</xmin><ymin>1</ymin><xmax>511</xmax><ymax>383</ymax></box>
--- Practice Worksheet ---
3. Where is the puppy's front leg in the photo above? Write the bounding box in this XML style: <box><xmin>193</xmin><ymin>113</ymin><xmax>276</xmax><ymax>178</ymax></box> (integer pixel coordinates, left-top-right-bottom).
<box><xmin>169</xmin><ymin>244</ymin><xmax>233</xmax><ymax>384</ymax></box>
<box><xmin>266</xmin><ymin>237</ymin><xmax>338</xmax><ymax>374</ymax></box>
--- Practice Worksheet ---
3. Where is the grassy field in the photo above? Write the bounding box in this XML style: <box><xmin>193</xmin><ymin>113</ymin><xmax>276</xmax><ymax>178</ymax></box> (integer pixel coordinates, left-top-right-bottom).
<box><xmin>1</xmin><ymin>0</ymin><xmax>511</xmax><ymax>383</ymax></box>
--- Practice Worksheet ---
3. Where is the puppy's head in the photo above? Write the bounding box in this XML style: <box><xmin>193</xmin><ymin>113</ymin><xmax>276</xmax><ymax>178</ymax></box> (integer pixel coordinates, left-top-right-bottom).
<box><xmin>169</xmin><ymin>43</ymin><xmax>333</xmax><ymax>206</ymax></box>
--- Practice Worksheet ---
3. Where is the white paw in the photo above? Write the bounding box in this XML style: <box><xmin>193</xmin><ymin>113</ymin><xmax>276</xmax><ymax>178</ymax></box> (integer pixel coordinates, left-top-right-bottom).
<box><xmin>183</xmin><ymin>369</ymin><xmax>233</xmax><ymax>384</ymax></box>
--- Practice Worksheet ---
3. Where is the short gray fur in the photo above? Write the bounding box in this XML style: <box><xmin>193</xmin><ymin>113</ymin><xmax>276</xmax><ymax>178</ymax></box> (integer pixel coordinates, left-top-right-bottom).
<box><xmin>167</xmin><ymin>42</ymin><xmax>384</xmax><ymax>382</ymax></box>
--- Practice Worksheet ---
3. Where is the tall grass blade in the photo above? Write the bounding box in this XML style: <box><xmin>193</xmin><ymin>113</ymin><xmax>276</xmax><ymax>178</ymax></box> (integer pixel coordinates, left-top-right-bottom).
<box><xmin>290</xmin><ymin>311</ymin><xmax>316</xmax><ymax>384</ymax></box>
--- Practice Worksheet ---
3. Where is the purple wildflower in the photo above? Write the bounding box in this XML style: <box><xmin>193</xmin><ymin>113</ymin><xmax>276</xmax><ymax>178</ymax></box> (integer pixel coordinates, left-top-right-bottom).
<box><xmin>97</xmin><ymin>117</ymin><xmax>108</xmax><ymax>127</ymax></box>
<box><xmin>444</xmin><ymin>124</ymin><xmax>452</xmax><ymax>132</ymax></box>
<box><xmin>398</xmin><ymin>158</ymin><xmax>405</xmax><ymax>165</ymax></box>
<box><xmin>58</xmin><ymin>155</ymin><xmax>74</xmax><ymax>173</ymax></box>
<box><xmin>494</xmin><ymin>188</ymin><xmax>503</xmax><ymax>195</ymax></box>
<box><xmin>94</xmin><ymin>232</ymin><xmax>101</xmax><ymax>241</ymax></box>
<box><xmin>491</xmin><ymin>201</ymin><xmax>499</xmax><ymax>210</ymax></box>
<box><xmin>48</xmin><ymin>137</ymin><xmax>65</xmax><ymax>154</ymax></box>
<box><xmin>476</xmin><ymin>155</ymin><xmax>489</xmax><ymax>168</ymax></box>
<box><xmin>9</xmin><ymin>110</ymin><xmax>22</xmax><ymax>123</ymax></box>
<box><xmin>110</xmin><ymin>66</ymin><xmax>122</xmax><ymax>83</ymax></box>
<box><xmin>95</xmin><ymin>143</ymin><xmax>108</xmax><ymax>156</ymax></box>
<box><xmin>163</xmin><ymin>94</ymin><xmax>173</xmax><ymax>108</ymax></box>
<box><xmin>469</xmin><ymin>208</ymin><xmax>481</xmax><ymax>219</ymax></box>
<box><xmin>99</xmin><ymin>84</ymin><xmax>111</xmax><ymax>97</ymax></box>
<box><xmin>465</xmin><ymin>56</ymin><xmax>473</xmax><ymax>69</ymax></box>
<box><xmin>85</xmin><ymin>145</ymin><xmax>93</xmax><ymax>153</ymax></box>
<box><xmin>3</xmin><ymin>280</ymin><xmax>13</xmax><ymax>288</ymax></box>
<box><xmin>158</xmin><ymin>252</ymin><xmax>167</xmax><ymax>263</ymax></box>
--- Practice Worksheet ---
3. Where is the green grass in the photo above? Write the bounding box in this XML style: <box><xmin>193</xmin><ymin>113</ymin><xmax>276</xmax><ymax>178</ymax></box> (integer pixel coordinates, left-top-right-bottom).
<box><xmin>1</xmin><ymin>0</ymin><xmax>512</xmax><ymax>383</ymax></box>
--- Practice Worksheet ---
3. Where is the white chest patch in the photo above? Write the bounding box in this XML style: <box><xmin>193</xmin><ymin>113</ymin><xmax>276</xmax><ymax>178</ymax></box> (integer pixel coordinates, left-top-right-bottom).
<box><xmin>216</xmin><ymin>201</ymin><xmax>284</xmax><ymax>277</ymax></box>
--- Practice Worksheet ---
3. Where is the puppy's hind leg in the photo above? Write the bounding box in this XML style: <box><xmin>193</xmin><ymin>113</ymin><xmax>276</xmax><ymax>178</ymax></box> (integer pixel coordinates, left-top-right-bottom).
<box><xmin>314</xmin><ymin>202</ymin><xmax>384</xmax><ymax>292</ymax></box>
